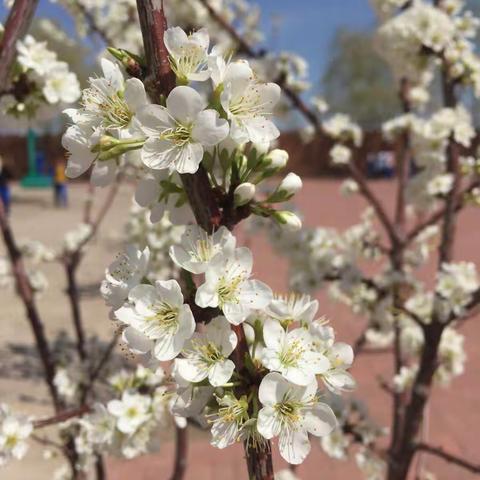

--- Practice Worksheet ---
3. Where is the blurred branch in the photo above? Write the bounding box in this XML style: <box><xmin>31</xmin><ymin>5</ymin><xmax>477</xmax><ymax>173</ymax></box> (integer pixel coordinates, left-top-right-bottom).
<box><xmin>404</xmin><ymin>179</ymin><xmax>480</xmax><ymax>246</ymax></box>
<box><xmin>170</xmin><ymin>426</ymin><xmax>188</xmax><ymax>480</ymax></box>
<box><xmin>33</xmin><ymin>405</ymin><xmax>91</xmax><ymax>429</ymax></box>
<box><xmin>0</xmin><ymin>201</ymin><xmax>62</xmax><ymax>410</ymax></box>
<box><xmin>415</xmin><ymin>443</ymin><xmax>480</xmax><ymax>474</ymax></box>
<box><xmin>196</xmin><ymin>0</ymin><xmax>320</xmax><ymax>130</ymax></box>
<box><xmin>71</xmin><ymin>0</ymin><xmax>113</xmax><ymax>45</ymax></box>
<box><xmin>0</xmin><ymin>0</ymin><xmax>39</xmax><ymax>86</ymax></box>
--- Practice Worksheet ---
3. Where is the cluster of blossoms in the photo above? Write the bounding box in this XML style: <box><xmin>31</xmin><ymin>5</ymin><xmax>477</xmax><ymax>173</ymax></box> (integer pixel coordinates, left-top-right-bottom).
<box><xmin>98</xmin><ymin>218</ymin><xmax>355</xmax><ymax>464</ymax></box>
<box><xmin>0</xmin><ymin>239</ymin><xmax>55</xmax><ymax>294</ymax></box>
<box><xmin>375</xmin><ymin>0</ymin><xmax>480</xmax><ymax>105</ymax></box>
<box><xmin>68</xmin><ymin>365</ymin><xmax>180</xmax><ymax>470</ymax></box>
<box><xmin>322</xmin><ymin>114</ymin><xmax>363</xmax><ymax>167</ymax></box>
<box><xmin>0</xmin><ymin>29</ymin><xmax>80</xmax><ymax>118</ymax></box>
<box><xmin>0</xmin><ymin>404</ymin><xmax>33</xmax><ymax>466</ymax></box>
<box><xmin>62</xmin><ymin>25</ymin><xmax>303</xmax><ymax>230</ymax></box>
<box><xmin>383</xmin><ymin>106</ymin><xmax>475</xmax><ymax>211</ymax></box>
<box><xmin>56</xmin><ymin>0</ymin><xmax>263</xmax><ymax>58</ymax></box>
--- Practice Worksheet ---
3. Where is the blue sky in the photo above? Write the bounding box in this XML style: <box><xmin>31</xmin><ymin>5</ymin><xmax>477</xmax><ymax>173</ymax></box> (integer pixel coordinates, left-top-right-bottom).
<box><xmin>1</xmin><ymin>0</ymin><xmax>376</xmax><ymax>87</ymax></box>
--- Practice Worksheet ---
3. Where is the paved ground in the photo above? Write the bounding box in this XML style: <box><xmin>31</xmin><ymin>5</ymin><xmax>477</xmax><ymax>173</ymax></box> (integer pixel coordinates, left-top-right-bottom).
<box><xmin>0</xmin><ymin>179</ymin><xmax>478</xmax><ymax>479</ymax></box>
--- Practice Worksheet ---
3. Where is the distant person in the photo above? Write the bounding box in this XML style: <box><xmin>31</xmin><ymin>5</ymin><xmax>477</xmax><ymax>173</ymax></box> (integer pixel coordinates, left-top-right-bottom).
<box><xmin>0</xmin><ymin>156</ymin><xmax>12</xmax><ymax>215</ymax></box>
<box><xmin>53</xmin><ymin>158</ymin><xmax>68</xmax><ymax>207</ymax></box>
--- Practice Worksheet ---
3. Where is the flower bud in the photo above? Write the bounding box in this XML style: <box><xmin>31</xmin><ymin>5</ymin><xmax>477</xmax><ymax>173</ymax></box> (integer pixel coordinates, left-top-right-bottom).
<box><xmin>267</xmin><ymin>172</ymin><xmax>302</xmax><ymax>202</ymax></box>
<box><xmin>234</xmin><ymin>182</ymin><xmax>256</xmax><ymax>206</ymax></box>
<box><xmin>278</xmin><ymin>172</ymin><xmax>302</xmax><ymax>196</ymax></box>
<box><xmin>273</xmin><ymin>211</ymin><xmax>302</xmax><ymax>232</ymax></box>
<box><xmin>265</xmin><ymin>149</ymin><xmax>289</xmax><ymax>169</ymax></box>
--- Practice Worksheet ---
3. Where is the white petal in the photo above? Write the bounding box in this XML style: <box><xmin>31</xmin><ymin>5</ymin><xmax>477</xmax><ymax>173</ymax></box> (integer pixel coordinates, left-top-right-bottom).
<box><xmin>258</xmin><ymin>372</ymin><xmax>291</xmax><ymax>406</ymax></box>
<box><xmin>303</xmin><ymin>403</ymin><xmax>337</xmax><ymax>437</ymax></box>
<box><xmin>135</xmin><ymin>177</ymin><xmax>160</xmax><ymax>207</ymax></box>
<box><xmin>166</xmin><ymin>86</ymin><xmax>206</xmax><ymax>124</ymax></box>
<box><xmin>175</xmin><ymin>358</ymin><xmax>208</xmax><ymax>383</ymax></box>
<box><xmin>141</xmin><ymin>138</ymin><xmax>176</xmax><ymax>170</ymax></box>
<box><xmin>122</xmin><ymin>326</ymin><xmax>153</xmax><ymax>354</ymax></box>
<box><xmin>174</xmin><ymin>143</ymin><xmax>203</xmax><ymax>174</ymax></box>
<box><xmin>137</xmin><ymin>104</ymin><xmax>173</xmax><ymax>137</ymax></box>
<box><xmin>257</xmin><ymin>406</ymin><xmax>280</xmax><ymax>439</ymax></box>
<box><xmin>244</xmin><ymin>117</ymin><xmax>280</xmax><ymax>144</ymax></box>
<box><xmin>263</xmin><ymin>319</ymin><xmax>286</xmax><ymax>350</ymax></box>
<box><xmin>90</xmin><ymin>160</ymin><xmax>117</xmax><ymax>187</ymax></box>
<box><xmin>192</xmin><ymin>109</ymin><xmax>229</xmax><ymax>146</ymax></box>
<box><xmin>238</xmin><ymin>280</ymin><xmax>272</xmax><ymax>309</ymax></box>
<box><xmin>124</xmin><ymin>78</ymin><xmax>148</xmax><ymax>112</ymax></box>
<box><xmin>164</xmin><ymin>27</ymin><xmax>189</xmax><ymax>57</ymax></box>
<box><xmin>279</xmin><ymin>429</ymin><xmax>311</xmax><ymax>465</ymax></box>
<box><xmin>208</xmin><ymin>359</ymin><xmax>235</xmax><ymax>386</ymax></box>
<box><xmin>195</xmin><ymin>282</ymin><xmax>219</xmax><ymax>308</ymax></box>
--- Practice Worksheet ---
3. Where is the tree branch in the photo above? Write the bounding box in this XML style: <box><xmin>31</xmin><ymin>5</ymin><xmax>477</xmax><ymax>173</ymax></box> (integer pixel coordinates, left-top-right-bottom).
<box><xmin>33</xmin><ymin>405</ymin><xmax>91</xmax><ymax>429</ymax></box>
<box><xmin>170</xmin><ymin>425</ymin><xmax>188</xmax><ymax>480</ymax></box>
<box><xmin>0</xmin><ymin>0</ymin><xmax>39</xmax><ymax>86</ymax></box>
<box><xmin>0</xmin><ymin>200</ymin><xmax>62</xmax><ymax>410</ymax></box>
<box><xmin>415</xmin><ymin>443</ymin><xmax>480</xmax><ymax>474</ymax></box>
<box><xmin>196</xmin><ymin>0</ymin><xmax>320</xmax><ymax>130</ymax></box>
<box><xmin>135</xmin><ymin>3</ymin><xmax>273</xmax><ymax>477</ymax></box>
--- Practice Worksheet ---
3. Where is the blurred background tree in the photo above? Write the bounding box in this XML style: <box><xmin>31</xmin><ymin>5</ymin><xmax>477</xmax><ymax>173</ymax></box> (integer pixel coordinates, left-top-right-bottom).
<box><xmin>321</xmin><ymin>29</ymin><xmax>399</xmax><ymax>130</ymax></box>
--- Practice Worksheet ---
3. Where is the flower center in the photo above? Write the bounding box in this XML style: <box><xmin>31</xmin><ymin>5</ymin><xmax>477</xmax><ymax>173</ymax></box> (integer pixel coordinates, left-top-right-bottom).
<box><xmin>5</xmin><ymin>434</ymin><xmax>19</xmax><ymax>449</ymax></box>
<box><xmin>190</xmin><ymin>237</ymin><xmax>215</xmax><ymax>263</ymax></box>
<box><xmin>229</xmin><ymin>84</ymin><xmax>270</xmax><ymax>120</ymax></box>
<box><xmin>146</xmin><ymin>301</ymin><xmax>179</xmax><ymax>335</ymax></box>
<box><xmin>217</xmin><ymin>274</ymin><xmax>244</xmax><ymax>306</ymax></box>
<box><xmin>169</xmin><ymin>44</ymin><xmax>207</xmax><ymax>81</ymax></box>
<box><xmin>197</xmin><ymin>341</ymin><xmax>224</xmax><ymax>364</ymax></box>
<box><xmin>274</xmin><ymin>400</ymin><xmax>302</xmax><ymax>427</ymax></box>
<box><xmin>83</xmin><ymin>87</ymin><xmax>133</xmax><ymax>129</ymax></box>
<box><xmin>280</xmin><ymin>339</ymin><xmax>305</xmax><ymax>367</ymax></box>
<box><xmin>126</xmin><ymin>407</ymin><xmax>139</xmax><ymax>418</ymax></box>
<box><xmin>161</xmin><ymin>123</ymin><xmax>193</xmax><ymax>147</ymax></box>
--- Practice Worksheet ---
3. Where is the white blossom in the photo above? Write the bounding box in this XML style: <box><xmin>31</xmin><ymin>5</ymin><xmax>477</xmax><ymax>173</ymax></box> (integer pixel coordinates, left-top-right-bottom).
<box><xmin>257</xmin><ymin>372</ymin><xmax>337</xmax><ymax>464</ymax></box>
<box><xmin>115</xmin><ymin>279</ymin><xmax>195</xmax><ymax>361</ymax></box>
<box><xmin>169</xmin><ymin>225</ymin><xmax>235</xmax><ymax>274</ymax></box>
<box><xmin>196</xmin><ymin>247</ymin><xmax>272</xmax><ymax>325</ymax></box>
<box><xmin>262</xmin><ymin>320</ymin><xmax>329</xmax><ymax>386</ymax></box>
<box><xmin>137</xmin><ymin>86</ymin><xmax>229</xmax><ymax>174</ymax></box>
<box><xmin>101</xmin><ymin>245</ymin><xmax>150</xmax><ymax>310</ymax></box>
<box><xmin>175</xmin><ymin>316</ymin><xmax>237</xmax><ymax>387</ymax></box>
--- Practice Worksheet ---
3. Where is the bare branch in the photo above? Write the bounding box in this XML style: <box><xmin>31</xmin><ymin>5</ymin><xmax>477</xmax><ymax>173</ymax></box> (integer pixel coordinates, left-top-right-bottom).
<box><xmin>415</xmin><ymin>443</ymin><xmax>480</xmax><ymax>474</ymax></box>
<box><xmin>196</xmin><ymin>0</ymin><xmax>320</xmax><ymax>130</ymax></box>
<box><xmin>0</xmin><ymin>0</ymin><xmax>39</xmax><ymax>86</ymax></box>
<box><xmin>33</xmin><ymin>405</ymin><xmax>91</xmax><ymax>429</ymax></box>
<box><xmin>170</xmin><ymin>426</ymin><xmax>188</xmax><ymax>480</ymax></box>
<box><xmin>0</xmin><ymin>201</ymin><xmax>62</xmax><ymax>409</ymax></box>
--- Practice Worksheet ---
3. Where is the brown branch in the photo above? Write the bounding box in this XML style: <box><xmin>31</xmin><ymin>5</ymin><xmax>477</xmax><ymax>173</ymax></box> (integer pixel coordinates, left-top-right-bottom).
<box><xmin>170</xmin><ymin>426</ymin><xmax>188</xmax><ymax>480</ymax></box>
<box><xmin>94</xmin><ymin>454</ymin><xmax>106</xmax><ymax>480</ymax></box>
<box><xmin>348</xmin><ymin>159</ymin><xmax>400</xmax><ymax>246</ymax></box>
<box><xmin>415</xmin><ymin>443</ymin><xmax>480</xmax><ymax>474</ymax></box>
<box><xmin>71</xmin><ymin>0</ymin><xmax>113</xmax><ymax>45</ymax></box>
<box><xmin>135</xmin><ymin>3</ymin><xmax>273</xmax><ymax>478</ymax></box>
<box><xmin>0</xmin><ymin>0</ymin><xmax>39</xmax><ymax>86</ymax></box>
<box><xmin>404</xmin><ymin>179</ymin><xmax>480</xmax><ymax>246</ymax></box>
<box><xmin>0</xmin><ymin>201</ymin><xmax>62</xmax><ymax>410</ymax></box>
<box><xmin>33</xmin><ymin>405</ymin><xmax>91</xmax><ymax>429</ymax></box>
<box><xmin>81</xmin><ymin>331</ymin><xmax>121</xmax><ymax>403</ymax></box>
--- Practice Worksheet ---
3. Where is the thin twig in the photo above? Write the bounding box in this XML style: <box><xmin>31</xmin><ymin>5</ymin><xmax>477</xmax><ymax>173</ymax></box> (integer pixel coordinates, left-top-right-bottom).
<box><xmin>196</xmin><ymin>0</ymin><xmax>320</xmax><ymax>130</ymax></box>
<box><xmin>348</xmin><ymin>159</ymin><xmax>400</xmax><ymax>246</ymax></box>
<box><xmin>415</xmin><ymin>443</ymin><xmax>480</xmax><ymax>474</ymax></box>
<box><xmin>33</xmin><ymin>405</ymin><xmax>91</xmax><ymax>429</ymax></box>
